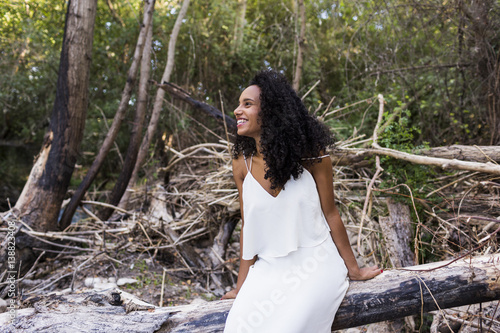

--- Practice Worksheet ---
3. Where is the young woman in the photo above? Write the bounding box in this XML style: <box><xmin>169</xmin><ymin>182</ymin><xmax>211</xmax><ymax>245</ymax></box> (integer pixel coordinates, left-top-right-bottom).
<box><xmin>222</xmin><ymin>70</ymin><xmax>381</xmax><ymax>333</ymax></box>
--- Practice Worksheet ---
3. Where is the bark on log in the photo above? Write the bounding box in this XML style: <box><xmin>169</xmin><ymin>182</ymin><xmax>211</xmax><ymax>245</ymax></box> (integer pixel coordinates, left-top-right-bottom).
<box><xmin>331</xmin><ymin>145</ymin><xmax>500</xmax><ymax>166</ymax></box>
<box><xmin>378</xmin><ymin>198</ymin><xmax>416</xmax><ymax>331</ymax></box>
<box><xmin>416</xmin><ymin>145</ymin><xmax>500</xmax><ymax>163</ymax></box>
<box><xmin>2</xmin><ymin>254</ymin><xmax>499</xmax><ymax>332</ymax></box>
<box><xmin>331</xmin><ymin>146</ymin><xmax>500</xmax><ymax>175</ymax></box>
<box><xmin>379</xmin><ymin>198</ymin><xmax>415</xmax><ymax>268</ymax></box>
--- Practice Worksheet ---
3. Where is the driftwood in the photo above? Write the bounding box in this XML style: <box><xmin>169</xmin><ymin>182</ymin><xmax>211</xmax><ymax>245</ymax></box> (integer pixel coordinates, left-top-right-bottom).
<box><xmin>2</xmin><ymin>254</ymin><xmax>499</xmax><ymax>332</ymax></box>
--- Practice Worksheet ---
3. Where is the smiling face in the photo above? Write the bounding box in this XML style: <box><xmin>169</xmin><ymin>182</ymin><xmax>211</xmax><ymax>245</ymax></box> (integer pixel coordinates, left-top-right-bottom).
<box><xmin>234</xmin><ymin>85</ymin><xmax>262</xmax><ymax>140</ymax></box>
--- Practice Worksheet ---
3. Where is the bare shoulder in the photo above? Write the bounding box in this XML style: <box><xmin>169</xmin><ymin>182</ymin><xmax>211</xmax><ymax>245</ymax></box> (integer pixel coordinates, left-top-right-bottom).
<box><xmin>232</xmin><ymin>154</ymin><xmax>247</xmax><ymax>183</ymax></box>
<box><xmin>306</xmin><ymin>155</ymin><xmax>332</xmax><ymax>179</ymax></box>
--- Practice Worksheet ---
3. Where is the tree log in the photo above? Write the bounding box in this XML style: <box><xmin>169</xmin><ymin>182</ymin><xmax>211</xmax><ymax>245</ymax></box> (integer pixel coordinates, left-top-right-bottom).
<box><xmin>416</xmin><ymin>145</ymin><xmax>500</xmax><ymax>163</ymax></box>
<box><xmin>331</xmin><ymin>146</ymin><xmax>500</xmax><ymax>175</ymax></box>
<box><xmin>1</xmin><ymin>254</ymin><xmax>499</xmax><ymax>332</ymax></box>
<box><xmin>331</xmin><ymin>145</ymin><xmax>500</xmax><ymax>166</ymax></box>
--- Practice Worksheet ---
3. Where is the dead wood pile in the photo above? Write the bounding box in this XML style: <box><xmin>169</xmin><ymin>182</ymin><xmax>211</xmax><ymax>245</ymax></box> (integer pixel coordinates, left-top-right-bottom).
<box><xmin>1</xmin><ymin>90</ymin><xmax>500</xmax><ymax>331</ymax></box>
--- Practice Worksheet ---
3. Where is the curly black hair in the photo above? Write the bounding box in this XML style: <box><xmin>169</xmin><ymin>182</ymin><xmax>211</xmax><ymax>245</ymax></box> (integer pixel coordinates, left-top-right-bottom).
<box><xmin>232</xmin><ymin>69</ymin><xmax>334</xmax><ymax>190</ymax></box>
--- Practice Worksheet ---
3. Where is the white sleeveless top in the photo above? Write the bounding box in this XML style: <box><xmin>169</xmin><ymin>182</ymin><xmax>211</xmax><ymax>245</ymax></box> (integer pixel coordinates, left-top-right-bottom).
<box><xmin>241</xmin><ymin>156</ymin><xmax>331</xmax><ymax>260</ymax></box>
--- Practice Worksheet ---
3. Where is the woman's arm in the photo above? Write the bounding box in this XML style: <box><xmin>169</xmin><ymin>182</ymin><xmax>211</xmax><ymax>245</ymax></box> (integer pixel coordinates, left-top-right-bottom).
<box><xmin>309</xmin><ymin>157</ymin><xmax>381</xmax><ymax>280</ymax></box>
<box><xmin>222</xmin><ymin>156</ymin><xmax>257</xmax><ymax>299</ymax></box>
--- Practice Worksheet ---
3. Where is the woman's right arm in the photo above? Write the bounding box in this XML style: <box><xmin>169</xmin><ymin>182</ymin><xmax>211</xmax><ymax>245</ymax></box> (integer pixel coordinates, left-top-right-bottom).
<box><xmin>221</xmin><ymin>156</ymin><xmax>257</xmax><ymax>300</ymax></box>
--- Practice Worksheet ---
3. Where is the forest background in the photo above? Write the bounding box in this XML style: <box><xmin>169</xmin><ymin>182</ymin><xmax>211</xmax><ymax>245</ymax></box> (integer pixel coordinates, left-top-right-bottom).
<box><xmin>2</xmin><ymin>0</ymin><xmax>499</xmax><ymax>210</ymax></box>
<box><xmin>0</xmin><ymin>0</ymin><xmax>500</xmax><ymax>330</ymax></box>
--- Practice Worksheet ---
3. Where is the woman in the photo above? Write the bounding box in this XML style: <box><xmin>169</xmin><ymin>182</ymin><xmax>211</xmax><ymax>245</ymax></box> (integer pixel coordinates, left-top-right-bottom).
<box><xmin>222</xmin><ymin>70</ymin><xmax>381</xmax><ymax>333</ymax></box>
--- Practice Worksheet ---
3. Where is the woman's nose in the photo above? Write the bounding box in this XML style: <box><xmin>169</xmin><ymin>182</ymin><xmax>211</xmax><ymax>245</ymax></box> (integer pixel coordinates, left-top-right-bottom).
<box><xmin>234</xmin><ymin>106</ymin><xmax>242</xmax><ymax>116</ymax></box>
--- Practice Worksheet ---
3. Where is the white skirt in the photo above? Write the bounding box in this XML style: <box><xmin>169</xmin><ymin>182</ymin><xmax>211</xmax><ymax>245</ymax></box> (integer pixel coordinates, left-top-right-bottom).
<box><xmin>224</xmin><ymin>237</ymin><xmax>349</xmax><ymax>333</ymax></box>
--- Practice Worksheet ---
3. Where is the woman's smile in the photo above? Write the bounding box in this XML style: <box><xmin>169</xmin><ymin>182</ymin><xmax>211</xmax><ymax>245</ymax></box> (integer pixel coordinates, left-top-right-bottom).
<box><xmin>234</xmin><ymin>85</ymin><xmax>262</xmax><ymax>139</ymax></box>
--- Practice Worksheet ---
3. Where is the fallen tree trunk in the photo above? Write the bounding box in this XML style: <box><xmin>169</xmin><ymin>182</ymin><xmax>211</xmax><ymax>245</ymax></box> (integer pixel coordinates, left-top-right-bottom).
<box><xmin>331</xmin><ymin>145</ymin><xmax>500</xmax><ymax>167</ymax></box>
<box><xmin>416</xmin><ymin>145</ymin><xmax>500</xmax><ymax>163</ymax></box>
<box><xmin>331</xmin><ymin>146</ymin><xmax>500</xmax><ymax>175</ymax></box>
<box><xmin>2</xmin><ymin>254</ymin><xmax>499</xmax><ymax>332</ymax></box>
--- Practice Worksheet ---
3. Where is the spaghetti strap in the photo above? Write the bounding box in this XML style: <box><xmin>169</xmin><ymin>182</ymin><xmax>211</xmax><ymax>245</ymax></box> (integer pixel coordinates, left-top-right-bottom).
<box><xmin>301</xmin><ymin>154</ymin><xmax>330</xmax><ymax>161</ymax></box>
<box><xmin>243</xmin><ymin>154</ymin><xmax>253</xmax><ymax>173</ymax></box>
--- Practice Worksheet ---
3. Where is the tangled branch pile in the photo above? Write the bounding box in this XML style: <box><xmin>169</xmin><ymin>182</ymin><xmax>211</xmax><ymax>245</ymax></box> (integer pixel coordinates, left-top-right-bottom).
<box><xmin>1</xmin><ymin>134</ymin><xmax>499</xmax><ymax>331</ymax></box>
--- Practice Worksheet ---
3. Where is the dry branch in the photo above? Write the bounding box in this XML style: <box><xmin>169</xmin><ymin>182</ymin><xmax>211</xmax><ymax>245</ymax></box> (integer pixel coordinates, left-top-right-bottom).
<box><xmin>156</xmin><ymin>82</ymin><xmax>236</xmax><ymax>129</ymax></box>
<box><xmin>338</xmin><ymin>146</ymin><xmax>500</xmax><ymax>175</ymax></box>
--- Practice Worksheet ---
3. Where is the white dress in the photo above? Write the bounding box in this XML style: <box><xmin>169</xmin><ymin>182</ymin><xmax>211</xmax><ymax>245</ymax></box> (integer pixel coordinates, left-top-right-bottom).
<box><xmin>224</xmin><ymin>156</ymin><xmax>349</xmax><ymax>333</ymax></box>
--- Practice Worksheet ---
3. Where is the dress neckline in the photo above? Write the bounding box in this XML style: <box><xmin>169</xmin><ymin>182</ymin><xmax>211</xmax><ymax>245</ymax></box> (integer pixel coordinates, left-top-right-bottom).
<box><xmin>244</xmin><ymin>168</ymin><xmax>313</xmax><ymax>199</ymax></box>
<box><xmin>245</xmin><ymin>171</ymin><xmax>282</xmax><ymax>199</ymax></box>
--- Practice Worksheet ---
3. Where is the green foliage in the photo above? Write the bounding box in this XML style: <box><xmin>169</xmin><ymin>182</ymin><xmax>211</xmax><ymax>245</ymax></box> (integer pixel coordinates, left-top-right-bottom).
<box><xmin>377</xmin><ymin>104</ymin><xmax>443</xmax><ymax>263</ymax></box>
<box><xmin>1</xmin><ymin>0</ymin><xmax>499</xmax><ymax>208</ymax></box>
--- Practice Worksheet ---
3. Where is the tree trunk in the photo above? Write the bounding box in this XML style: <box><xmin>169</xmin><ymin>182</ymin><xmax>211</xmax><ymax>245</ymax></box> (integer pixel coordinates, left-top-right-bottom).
<box><xmin>377</xmin><ymin>198</ymin><xmax>416</xmax><ymax>332</ymax></box>
<box><xmin>231</xmin><ymin>0</ymin><xmax>247</xmax><ymax>55</ymax></box>
<box><xmin>99</xmin><ymin>17</ymin><xmax>154</xmax><ymax>221</ymax></box>
<box><xmin>118</xmin><ymin>0</ymin><xmax>191</xmax><ymax>212</ymax></box>
<box><xmin>12</xmin><ymin>0</ymin><xmax>98</xmax><ymax>232</ymax></box>
<box><xmin>2</xmin><ymin>254</ymin><xmax>499</xmax><ymax>332</ymax></box>
<box><xmin>292</xmin><ymin>0</ymin><xmax>306</xmax><ymax>92</ymax></box>
<box><xmin>379</xmin><ymin>198</ymin><xmax>415</xmax><ymax>268</ymax></box>
<box><xmin>59</xmin><ymin>0</ymin><xmax>155</xmax><ymax>228</ymax></box>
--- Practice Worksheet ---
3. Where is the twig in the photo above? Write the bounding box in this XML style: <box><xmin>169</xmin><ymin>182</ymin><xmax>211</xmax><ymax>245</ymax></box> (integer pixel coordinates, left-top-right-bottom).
<box><xmin>26</xmin><ymin>272</ymin><xmax>74</xmax><ymax>295</ymax></box>
<box><xmin>474</xmin><ymin>145</ymin><xmax>499</xmax><ymax>165</ymax></box>
<box><xmin>426</xmin><ymin>171</ymin><xmax>479</xmax><ymax>197</ymax></box>
<box><xmin>70</xmin><ymin>252</ymin><xmax>106</xmax><ymax>291</ymax></box>
<box><xmin>415</xmin><ymin>275</ymin><xmax>454</xmax><ymax>332</ymax></box>
<box><xmin>160</xmin><ymin>268</ymin><xmax>166</xmax><ymax>307</ymax></box>
<box><xmin>357</xmin><ymin>156</ymin><xmax>383</xmax><ymax>256</ymax></box>
<box><xmin>322</xmin><ymin>96</ymin><xmax>374</xmax><ymax>119</ymax></box>
<box><xmin>81</xmin><ymin>200</ymin><xmax>129</xmax><ymax>214</ymax></box>
<box><xmin>318</xmin><ymin>96</ymin><xmax>336</xmax><ymax>118</ymax></box>
<box><xmin>81</xmin><ymin>204</ymin><xmax>103</xmax><ymax>222</ymax></box>
<box><xmin>23</xmin><ymin>232</ymin><xmax>95</xmax><ymax>252</ymax></box>
<box><xmin>219</xmin><ymin>90</ymin><xmax>231</xmax><ymax>156</ymax></box>
<box><xmin>0</xmin><ymin>251</ymin><xmax>45</xmax><ymax>287</ymax></box>
<box><xmin>137</xmin><ymin>220</ymin><xmax>154</xmax><ymax>248</ymax></box>
<box><xmin>357</xmin><ymin>94</ymin><xmax>385</xmax><ymax>256</ymax></box>
<box><xmin>301</xmin><ymin>79</ymin><xmax>320</xmax><ymax>101</ymax></box>
<box><xmin>22</xmin><ymin>230</ymin><xmax>93</xmax><ymax>245</ymax></box>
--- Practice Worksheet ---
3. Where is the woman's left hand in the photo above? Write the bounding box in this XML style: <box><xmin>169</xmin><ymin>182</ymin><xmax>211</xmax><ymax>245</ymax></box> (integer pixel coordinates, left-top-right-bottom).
<box><xmin>348</xmin><ymin>265</ymin><xmax>382</xmax><ymax>281</ymax></box>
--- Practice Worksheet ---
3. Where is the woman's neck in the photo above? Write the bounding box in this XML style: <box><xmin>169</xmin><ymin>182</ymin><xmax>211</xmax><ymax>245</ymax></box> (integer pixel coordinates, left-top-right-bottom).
<box><xmin>254</xmin><ymin>137</ymin><xmax>261</xmax><ymax>156</ymax></box>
